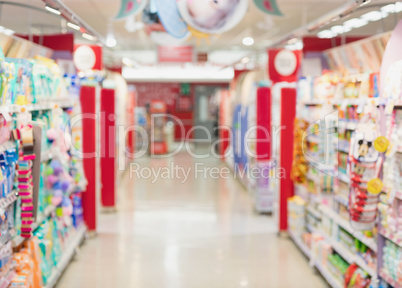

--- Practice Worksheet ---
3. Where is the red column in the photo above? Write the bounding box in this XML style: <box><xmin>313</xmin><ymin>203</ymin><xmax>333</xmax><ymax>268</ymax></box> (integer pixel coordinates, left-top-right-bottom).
<box><xmin>101</xmin><ymin>88</ymin><xmax>116</xmax><ymax>208</ymax></box>
<box><xmin>256</xmin><ymin>87</ymin><xmax>271</xmax><ymax>161</ymax></box>
<box><xmin>279</xmin><ymin>88</ymin><xmax>297</xmax><ymax>231</ymax></box>
<box><xmin>80</xmin><ymin>86</ymin><xmax>97</xmax><ymax>232</ymax></box>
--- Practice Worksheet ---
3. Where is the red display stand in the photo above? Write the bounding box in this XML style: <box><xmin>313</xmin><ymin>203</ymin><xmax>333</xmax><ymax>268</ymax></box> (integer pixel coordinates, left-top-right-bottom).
<box><xmin>279</xmin><ymin>88</ymin><xmax>297</xmax><ymax>231</ymax></box>
<box><xmin>80</xmin><ymin>86</ymin><xmax>98</xmax><ymax>232</ymax></box>
<box><xmin>219</xmin><ymin>90</ymin><xmax>230</xmax><ymax>159</ymax></box>
<box><xmin>149</xmin><ymin>101</ymin><xmax>168</xmax><ymax>155</ymax></box>
<box><xmin>256</xmin><ymin>87</ymin><xmax>271</xmax><ymax>161</ymax></box>
<box><xmin>101</xmin><ymin>88</ymin><xmax>116</xmax><ymax>209</ymax></box>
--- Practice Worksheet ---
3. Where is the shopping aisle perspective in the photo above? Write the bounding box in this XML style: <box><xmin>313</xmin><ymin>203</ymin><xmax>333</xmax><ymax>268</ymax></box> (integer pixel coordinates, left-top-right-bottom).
<box><xmin>57</xmin><ymin>151</ymin><xmax>328</xmax><ymax>288</ymax></box>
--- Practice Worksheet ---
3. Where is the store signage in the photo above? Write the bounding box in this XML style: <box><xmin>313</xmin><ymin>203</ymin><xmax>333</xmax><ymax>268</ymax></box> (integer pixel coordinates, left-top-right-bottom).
<box><xmin>268</xmin><ymin>49</ymin><xmax>301</xmax><ymax>83</ymax></box>
<box><xmin>74</xmin><ymin>44</ymin><xmax>103</xmax><ymax>72</ymax></box>
<box><xmin>114</xmin><ymin>0</ymin><xmax>147</xmax><ymax>20</ymax></box>
<box><xmin>158</xmin><ymin>46</ymin><xmax>193</xmax><ymax>63</ymax></box>
<box><xmin>254</xmin><ymin>0</ymin><xmax>283</xmax><ymax>16</ymax></box>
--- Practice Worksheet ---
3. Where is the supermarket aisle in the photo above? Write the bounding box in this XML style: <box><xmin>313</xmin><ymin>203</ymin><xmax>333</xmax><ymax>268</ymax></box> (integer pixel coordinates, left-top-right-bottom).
<box><xmin>57</xmin><ymin>151</ymin><xmax>328</xmax><ymax>288</ymax></box>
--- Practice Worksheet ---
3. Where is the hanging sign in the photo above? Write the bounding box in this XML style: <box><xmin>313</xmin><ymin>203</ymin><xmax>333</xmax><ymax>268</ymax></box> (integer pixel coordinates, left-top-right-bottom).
<box><xmin>268</xmin><ymin>49</ymin><xmax>301</xmax><ymax>83</ymax></box>
<box><xmin>74</xmin><ymin>45</ymin><xmax>103</xmax><ymax>72</ymax></box>
<box><xmin>177</xmin><ymin>0</ymin><xmax>249</xmax><ymax>34</ymax></box>
<box><xmin>155</xmin><ymin>0</ymin><xmax>189</xmax><ymax>39</ymax></box>
<box><xmin>254</xmin><ymin>0</ymin><xmax>283</xmax><ymax>16</ymax></box>
<box><xmin>114</xmin><ymin>0</ymin><xmax>148</xmax><ymax>20</ymax></box>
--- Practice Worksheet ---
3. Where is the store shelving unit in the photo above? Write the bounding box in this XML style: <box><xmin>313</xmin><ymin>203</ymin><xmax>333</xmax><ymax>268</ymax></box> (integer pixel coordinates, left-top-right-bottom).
<box><xmin>0</xmin><ymin>270</ymin><xmax>16</xmax><ymax>288</ymax></box>
<box><xmin>44</xmin><ymin>225</ymin><xmax>87</xmax><ymax>288</ymax></box>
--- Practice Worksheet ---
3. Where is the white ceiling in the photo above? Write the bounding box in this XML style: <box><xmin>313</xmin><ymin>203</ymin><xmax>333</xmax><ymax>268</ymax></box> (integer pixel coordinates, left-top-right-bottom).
<box><xmin>1</xmin><ymin>0</ymin><xmax>401</xmax><ymax>60</ymax></box>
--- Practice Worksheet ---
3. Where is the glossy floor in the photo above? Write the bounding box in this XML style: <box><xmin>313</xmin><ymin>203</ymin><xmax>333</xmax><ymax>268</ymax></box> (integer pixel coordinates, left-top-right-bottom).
<box><xmin>58</xmin><ymin>152</ymin><xmax>328</xmax><ymax>288</ymax></box>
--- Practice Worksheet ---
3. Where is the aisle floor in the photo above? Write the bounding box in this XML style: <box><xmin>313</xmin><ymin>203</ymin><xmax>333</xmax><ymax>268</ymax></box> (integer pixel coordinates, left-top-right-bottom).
<box><xmin>58</xmin><ymin>152</ymin><xmax>328</xmax><ymax>288</ymax></box>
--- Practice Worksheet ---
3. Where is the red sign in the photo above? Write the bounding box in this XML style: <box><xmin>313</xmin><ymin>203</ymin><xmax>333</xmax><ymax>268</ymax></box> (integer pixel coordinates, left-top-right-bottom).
<box><xmin>268</xmin><ymin>49</ymin><xmax>301</xmax><ymax>83</ymax></box>
<box><xmin>74</xmin><ymin>44</ymin><xmax>103</xmax><ymax>72</ymax></box>
<box><xmin>135</xmin><ymin>83</ymin><xmax>180</xmax><ymax>110</ymax></box>
<box><xmin>158</xmin><ymin>46</ymin><xmax>193</xmax><ymax>63</ymax></box>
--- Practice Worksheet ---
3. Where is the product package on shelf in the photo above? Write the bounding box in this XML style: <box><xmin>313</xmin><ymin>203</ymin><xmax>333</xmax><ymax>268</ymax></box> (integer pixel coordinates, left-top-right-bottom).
<box><xmin>0</xmin><ymin>45</ymin><xmax>88</xmax><ymax>287</ymax></box>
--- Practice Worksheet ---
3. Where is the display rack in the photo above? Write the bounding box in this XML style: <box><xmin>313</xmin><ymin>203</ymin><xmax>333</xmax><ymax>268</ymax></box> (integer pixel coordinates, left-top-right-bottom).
<box><xmin>44</xmin><ymin>225</ymin><xmax>87</xmax><ymax>288</ymax></box>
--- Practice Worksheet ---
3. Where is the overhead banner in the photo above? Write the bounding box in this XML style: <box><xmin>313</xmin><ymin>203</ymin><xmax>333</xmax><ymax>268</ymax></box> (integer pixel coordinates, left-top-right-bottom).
<box><xmin>114</xmin><ymin>0</ymin><xmax>148</xmax><ymax>20</ymax></box>
<box><xmin>158</xmin><ymin>46</ymin><xmax>193</xmax><ymax>63</ymax></box>
<box><xmin>177</xmin><ymin>0</ymin><xmax>249</xmax><ymax>34</ymax></box>
<box><xmin>254</xmin><ymin>0</ymin><xmax>283</xmax><ymax>16</ymax></box>
<box><xmin>155</xmin><ymin>0</ymin><xmax>189</xmax><ymax>39</ymax></box>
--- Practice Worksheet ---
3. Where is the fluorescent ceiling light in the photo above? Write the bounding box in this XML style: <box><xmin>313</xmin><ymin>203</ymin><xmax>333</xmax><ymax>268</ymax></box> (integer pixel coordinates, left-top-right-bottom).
<box><xmin>396</xmin><ymin>2</ymin><xmax>402</xmax><ymax>13</ymax></box>
<box><xmin>67</xmin><ymin>22</ymin><xmax>80</xmax><ymax>31</ymax></box>
<box><xmin>4</xmin><ymin>29</ymin><xmax>14</xmax><ymax>36</ymax></box>
<box><xmin>331</xmin><ymin>25</ymin><xmax>344</xmax><ymax>34</ymax></box>
<box><xmin>344</xmin><ymin>18</ymin><xmax>368</xmax><ymax>29</ymax></box>
<box><xmin>342</xmin><ymin>25</ymin><xmax>352</xmax><ymax>33</ymax></box>
<box><xmin>381</xmin><ymin>4</ymin><xmax>396</xmax><ymax>13</ymax></box>
<box><xmin>45</xmin><ymin>5</ymin><xmax>61</xmax><ymax>15</ymax></box>
<box><xmin>361</xmin><ymin>11</ymin><xmax>383</xmax><ymax>22</ymax></box>
<box><xmin>242</xmin><ymin>37</ymin><xmax>254</xmax><ymax>46</ymax></box>
<box><xmin>106</xmin><ymin>36</ymin><xmax>117</xmax><ymax>48</ymax></box>
<box><xmin>82</xmin><ymin>33</ymin><xmax>96</xmax><ymax>41</ymax></box>
<box><xmin>317</xmin><ymin>30</ymin><xmax>334</xmax><ymax>39</ymax></box>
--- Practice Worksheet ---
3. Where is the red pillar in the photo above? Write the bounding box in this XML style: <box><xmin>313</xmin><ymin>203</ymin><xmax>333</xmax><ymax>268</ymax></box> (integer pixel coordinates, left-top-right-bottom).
<box><xmin>279</xmin><ymin>88</ymin><xmax>297</xmax><ymax>231</ymax></box>
<box><xmin>101</xmin><ymin>88</ymin><xmax>116</xmax><ymax>208</ymax></box>
<box><xmin>256</xmin><ymin>87</ymin><xmax>271</xmax><ymax>161</ymax></box>
<box><xmin>80</xmin><ymin>86</ymin><xmax>98</xmax><ymax>232</ymax></box>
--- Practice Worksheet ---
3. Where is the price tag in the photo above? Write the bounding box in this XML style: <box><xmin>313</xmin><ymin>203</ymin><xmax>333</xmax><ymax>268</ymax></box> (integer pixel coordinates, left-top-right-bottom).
<box><xmin>367</xmin><ymin>178</ymin><xmax>384</xmax><ymax>195</ymax></box>
<box><xmin>374</xmin><ymin>136</ymin><xmax>390</xmax><ymax>153</ymax></box>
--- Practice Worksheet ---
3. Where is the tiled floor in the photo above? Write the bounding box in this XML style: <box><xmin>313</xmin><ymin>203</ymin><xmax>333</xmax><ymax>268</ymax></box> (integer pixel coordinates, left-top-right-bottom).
<box><xmin>57</xmin><ymin>152</ymin><xmax>328</xmax><ymax>288</ymax></box>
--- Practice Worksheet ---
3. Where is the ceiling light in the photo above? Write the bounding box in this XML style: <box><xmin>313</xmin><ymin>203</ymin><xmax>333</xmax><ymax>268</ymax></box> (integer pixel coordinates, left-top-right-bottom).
<box><xmin>331</xmin><ymin>25</ymin><xmax>344</xmax><ymax>35</ymax></box>
<box><xmin>4</xmin><ymin>29</ymin><xmax>14</xmax><ymax>36</ymax></box>
<box><xmin>0</xmin><ymin>26</ymin><xmax>5</xmax><ymax>33</ymax></box>
<box><xmin>317</xmin><ymin>30</ymin><xmax>334</xmax><ymax>39</ymax></box>
<box><xmin>287</xmin><ymin>38</ymin><xmax>298</xmax><ymax>45</ymax></box>
<box><xmin>361</xmin><ymin>11</ymin><xmax>383</xmax><ymax>22</ymax></box>
<box><xmin>381</xmin><ymin>4</ymin><xmax>396</xmax><ymax>14</ymax></box>
<box><xmin>82</xmin><ymin>33</ymin><xmax>96</xmax><ymax>41</ymax></box>
<box><xmin>242</xmin><ymin>37</ymin><xmax>254</xmax><ymax>46</ymax></box>
<box><xmin>106</xmin><ymin>36</ymin><xmax>117</xmax><ymax>48</ymax></box>
<box><xmin>342</xmin><ymin>25</ymin><xmax>352</xmax><ymax>33</ymax></box>
<box><xmin>396</xmin><ymin>2</ymin><xmax>402</xmax><ymax>13</ymax></box>
<box><xmin>45</xmin><ymin>5</ymin><xmax>61</xmax><ymax>15</ymax></box>
<box><xmin>67</xmin><ymin>22</ymin><xmax>80</xmax><ymax>31</ymax></box>
<box><xmin>344</xmin><ymin>18</ymin><xmax>368</xmax><ymax>29</ymax></box>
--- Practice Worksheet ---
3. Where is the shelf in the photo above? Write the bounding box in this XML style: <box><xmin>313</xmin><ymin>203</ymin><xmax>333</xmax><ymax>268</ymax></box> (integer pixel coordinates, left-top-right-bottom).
<box><xmin>379</xmin><ymin>227</ymin><xmax>402</xmax><ymax>248</ymax></box>
<box><xmin>0</xmin><ymin>191</ymin><xmax>18</xmax><ymax>212</ymax></box>
<box><xmin>41</xmin><ymin>150</ymin><xmax>53</xmax><ymax>162</ymax></box>
<box><xmin>311</xmin><ymin>227</ymin><xmax>377</xmax><ymax>278</ymax></box>
<box><xmin>315</xmin><ymin>262</ymin><xmax>344</xmax><ymax>288</ymax></box>
<box><xmin>288</xmin><ymin>230</ymin><xmax>311</xmax><ymax>259</ymax></box>
<box><xmin>0</xmin><ymin>98</ymin><xmax>76</xmax><ymax>115</ymax></box>
<box><xmin>0</xmin><ymin>270</ymin><xmax>16</xmax><ymax>288</ymax></box>
<box><xmin>13</xmin><ymin>204</ymin><xmax>57</xmax><ymax>248</ymax></box>
<box><xmin>380</xmin><ymin>270</ymin><xmax>402</xmax><ymax>288</ymax></box>
<box><xmin>306</xmin><ymin>205</ymin><xmax>321</xmax><ymax>219</ymax></box>
<box><xmin>333</xmin><ymin>195</ymin><xmax>348</xmax><ymax>207</ymax></box>
<box><xmin>44</xmin><ymin>225</ymin><xmax>87</xmax><ymax>288</ymax></box>
<box><xmin>337</xmin><ymin>173</ymin><xmax>350</xmax><ymax>184</ymax></box>
<box><xmin>319</xmin><ymin>205</ymin><xmax>377</xmax><ymax>253</ymax></box>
